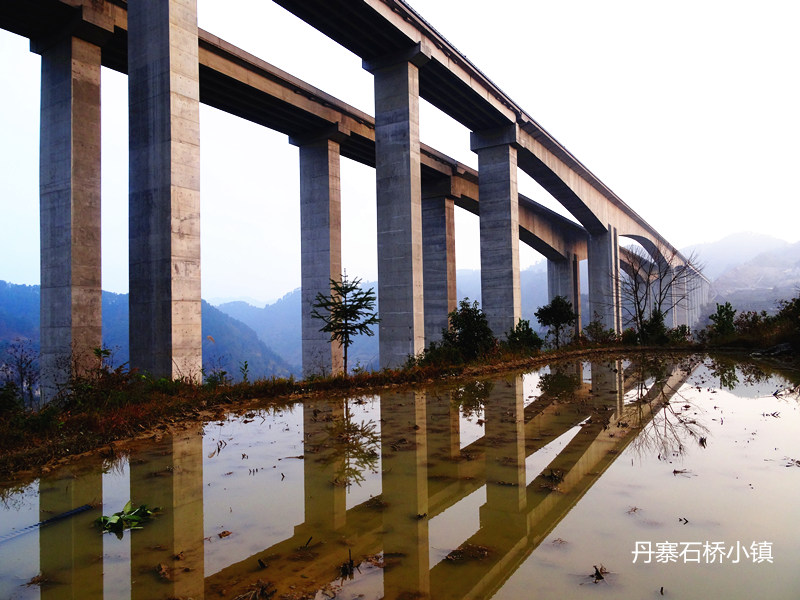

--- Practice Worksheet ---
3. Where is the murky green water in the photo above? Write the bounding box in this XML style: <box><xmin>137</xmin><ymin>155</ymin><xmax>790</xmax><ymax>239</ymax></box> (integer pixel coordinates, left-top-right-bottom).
<box><xmin>1</xmin><ymin>355</ymin><xmax>798</xmax><ymax>599</ymax></box>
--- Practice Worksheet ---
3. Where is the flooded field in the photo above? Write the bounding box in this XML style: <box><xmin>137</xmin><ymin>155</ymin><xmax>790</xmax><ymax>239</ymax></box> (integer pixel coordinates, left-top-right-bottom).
<box><xmin>1</xmin><ymin>355</ymin><xmax>798</xmax><ymax>599</ymax></box>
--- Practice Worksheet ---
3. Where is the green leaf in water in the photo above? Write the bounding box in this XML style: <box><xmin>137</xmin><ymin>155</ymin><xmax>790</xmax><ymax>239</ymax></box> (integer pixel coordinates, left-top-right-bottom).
<box><xmin>95</xmin><ymin>502</ymin><xmax>161</xmax><ymax>537</ymax></box>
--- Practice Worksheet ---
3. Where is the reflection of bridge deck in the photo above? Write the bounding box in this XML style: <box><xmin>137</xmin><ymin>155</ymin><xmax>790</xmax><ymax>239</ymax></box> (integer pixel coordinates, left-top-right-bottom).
<box><xmin>207</xmin><ymin>361</ymin><xmax>695</xmax><ymax>598</ymax></box>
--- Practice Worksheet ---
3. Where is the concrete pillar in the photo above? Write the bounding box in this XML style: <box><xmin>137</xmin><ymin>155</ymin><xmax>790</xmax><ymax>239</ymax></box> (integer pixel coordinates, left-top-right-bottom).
<box><xmin>366</xmin><ymin>48</ymin><xmax>429</xmax><ymax>368</ymax></box>
<box><xmin>547</xmin><ymin>253</ymin><xmax>581</xmax><ymax>337</ymax></box>
<box><xmin>661</xmin><ymin>267</ymin><xmax>677</xmax><ymax>329</ymax></box>
<box><xmin>673</xmin><ymin>268</ymin><xmax>688</xmax><ymax>327</ymax></box>
<box><xmin>39</xmin><ymin>461</ymin><xmax>104</xmax><ymax>599</ymax></box>
<box><xmin>38</xmin><ymin>35</ymin><xmax>102</xmax><ymax>400</ymax></box>
<box><xmin>422</xmin><ymin>193</ymin><xmax>457</xmax><ymax>345</ymax></box>
<box><xmin>128</xmin><ymin>0</ymin><xmax>202</xmax><ymax>380</ymax></box>
<box><xmin>588</xmin><ymin>226</ymin><xmax>621</xmax><ymax>333</ymax></box>
<box><xmin>294</xmin><ymin>132</ymin><xmax>345</xmax><ymax>377</ymax></box>
<box><xmin>470</xmin><ymin>125</ymin><xmax>521</xmax><ymax>339</ymax></box>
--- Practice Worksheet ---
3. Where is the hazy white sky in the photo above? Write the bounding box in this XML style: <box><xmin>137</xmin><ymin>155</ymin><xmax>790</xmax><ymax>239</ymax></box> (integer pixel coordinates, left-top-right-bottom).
<box><xmin>0</xmin><ymin>0</ymin><xmax>798</xmax><ymax>304</ymax></box>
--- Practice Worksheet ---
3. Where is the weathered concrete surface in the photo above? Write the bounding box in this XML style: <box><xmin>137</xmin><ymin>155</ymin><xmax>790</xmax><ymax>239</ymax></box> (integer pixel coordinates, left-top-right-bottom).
<box><xmin>297</xmin><ymin>136</ymin><xmax>344</xmax><ymax>376</ymax></box>
<box><xmin>371</xmin><ymin>56</ymin><xmax>426</xmax><ymax>368</ymax></box>
<box><xmin>472</xmin><ymin>127</ymin><xmax>521</xmax><ymax>339</ymax></box>
<box><xmin>39</xmin><ymin>35</ymin><xmax>102</xmax><ymax>398</ymax></box>
<box><xmin>547</xmin><ymin>254</ymin><xmax>581</xmax><ymax>336</ymax></box>
<box><xmin>588</xmin><ymin>227</ymin><xmax>622</xmax><ymax>333</ymax></box>
<box><xmin>421</xmin><ymin>191</ymin><xmax>456</xmax><ymax>345</ymax></box>
<box><xmin>128</xmin><ymin>0</ymin><xmax>202</xmax><ymax>380</ymax></box>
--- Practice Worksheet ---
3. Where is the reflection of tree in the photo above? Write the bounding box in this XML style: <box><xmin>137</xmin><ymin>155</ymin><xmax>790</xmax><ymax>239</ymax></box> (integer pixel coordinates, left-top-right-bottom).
<box><xmin>737</xmin><ymin>362</ymin><xmax>770</xmax><ymax>386</ymax></box>
<box><xmin>325</xmin><ymin>403</ymin><xmax>379</xmax><ymax>488</ymax></box>
<box><xmin>538</xmin><ymin>369</ymin><xmax>581</xmax><ymax>398</ymax></box>
<box><xmin>451</xmin><ymin>380</ymin><xmax>493</xmax><ymax>418</ymax></box>
<box><xmin>709</xmin><ymin>359</ymin><xmax>739</xmax><ymax>391</ymax></box>
<box><xmin>624</xmin><ymin>361</ymin><xmax>709</xmax><ymax>461</ymax></box>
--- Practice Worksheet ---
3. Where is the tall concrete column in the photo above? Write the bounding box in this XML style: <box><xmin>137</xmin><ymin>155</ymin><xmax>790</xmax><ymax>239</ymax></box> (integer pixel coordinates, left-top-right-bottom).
<box><xmin>422</xmin><ymin>192</ymin><xmax>456</xmax><ymax>345</ymax></box>
<box><xmin>588</xmin><ymin>226</ymin><xmax>621</xmax><ymax>333</ymax></box>
<box><xmin>366</xmin><ymin>47</ymin><xmax>429</xmax><ymax>368</ymax></box>
<box><xmin>673</xmin><ymin>268</ymin><xmax>688</xmax><ymax>327</ymax></box>
<box><xmin>547</xmin><ymin>253</ymin><xmax>581</xmax><ymax>336</ymax></box>
<box><xmin>661</xmin><ymin>267</ymin><xmax>677</xmax><ymax>329</ymax></box>
<box><xmin>294</xmin><ymin>130</ymin><xmax>345</xmax><ymax>376</ymax></box>
<box><xmin>471</xmin><ymin>125</ymin><xmax>521</xmax><ymax>339</ymax></box>
<box><xmin>38</xmin><ymin>35</ymin><xmax>102</xmax><ymax>399</ymax></box>
<box><xmin>128</xmin><ymin>0</ymin><xmax>202</xmax><ymax>379</ymax></box>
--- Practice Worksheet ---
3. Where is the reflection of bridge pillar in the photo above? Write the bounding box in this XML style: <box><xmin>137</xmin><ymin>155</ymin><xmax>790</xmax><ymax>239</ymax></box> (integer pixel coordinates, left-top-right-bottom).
<box><xmin>591</xmin><ymin>360</ymin><xmax>624</xmax><ymax>412</ymax></box>
<box><xmin>471</xmin><ymin>125</ymin><xmax>521</xmax><ymax>339</ymax></box>
<box><xmin>365</xmin><ymin>46</ymin><xmax>430</xmax><ymax>368</ymax></box>
<box><xmin>588</xmin><ymin>227</ymin><xmax>621</xmax><ymax>333</ymax></box>
<box><xmin>302</xmin><ymin>400</ymin><xmax>346</xmax><ymax>531</ymax></box>
<box><xmin>547</xmin><ymin>253</ymin><xmax>581</xmax><ymax>336</ymax></box>
<box><xmin>483</xmin><ymin>375</ymin><xmax>526</xmax><ymax>514</ymax></box>
<box><xmin>293</xmin><ymin>130</ymin><xmax>346</xmax><ymax>377</ymax></box>
<box><xmin>129</xmin><ymin>431</ymin><xmax>204</xmax><ymax>600</ymax></box>
<box><xmin>380</xmin><ymin>391</ymin><xmax>429</xmax><ymax>597</ymax></box>
<box><xmin>38</xmin><ymin>461</ymin><xmax>104</xmax><ymax>599</ymax></box>
<box><xmin>128</xmin><ymin>0</ymin><xmax>202</xmax><ymax>379</ymax></box>
<box><xmin>36</xmin><ymin>31</ymin><xmax>104</xmax><ymax>399</ymax></box>
<box><xmin>426</xmin><ymin>390</ymin><xmax>461</xmax><ymax>481</ymax></box>
<box><xmin>422</xmin><ymin>190</ymin><xmax>457</xmax><ymax>345</ymax></box>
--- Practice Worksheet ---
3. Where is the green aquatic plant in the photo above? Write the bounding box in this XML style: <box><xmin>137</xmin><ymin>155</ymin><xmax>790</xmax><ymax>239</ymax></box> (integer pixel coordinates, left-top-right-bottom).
<box><xmin>95</xmin><ymin>500</ymin><xmax>160</xmax><ymax>538</ymax></box>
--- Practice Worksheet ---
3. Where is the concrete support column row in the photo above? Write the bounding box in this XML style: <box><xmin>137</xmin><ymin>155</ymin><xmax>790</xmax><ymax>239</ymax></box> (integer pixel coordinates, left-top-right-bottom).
<box><xmin>422</xmin><ymin>192</ymin><xmax>457</xmax><ymax>344</ymax></box>
<box><xmin>588</xmin><ymin>226</ymin><xmax>622</xmax><ymax>333</ymax></box>
<box><xmin>295</xmin><ymin>131</ymin><xmax>345</xmax><ymax>377</ymax></box>
<box><xmin>547</xmin><ymin>253</ymin><xmax>581</xmax><ymax>337</ymax></box>
<box><xmin>38</xmin><ymin>35</ymin><xmax>103</xmax><ymax>399</ymax></box>
<box><xmin>471</xmin><ymin>125</ymin><xmax>521</xmax><ymax>339</ymax></box>
<box><xmin>367</xmin><ymin>49</ymin><xmax>429</xmax><ymax>368</ymax></box>
<box><xmin>128</xmin><ymin>0</ymin><xmax>202</xmax><ymax>380</ymax></box>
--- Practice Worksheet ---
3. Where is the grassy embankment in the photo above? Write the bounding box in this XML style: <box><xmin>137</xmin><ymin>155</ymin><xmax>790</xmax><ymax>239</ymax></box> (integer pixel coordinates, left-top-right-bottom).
<box><xmin>1</xmin><ymin>291</ymin><xmax>798</xmax><ymax>479</ymax></box>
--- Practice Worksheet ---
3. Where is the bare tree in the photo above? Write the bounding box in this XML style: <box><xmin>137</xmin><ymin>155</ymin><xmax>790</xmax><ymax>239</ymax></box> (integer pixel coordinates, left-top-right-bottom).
<box><xmin>619</xmin><ymin>243</ymin><xmax>705</xmax><ymax>341</ymax></box>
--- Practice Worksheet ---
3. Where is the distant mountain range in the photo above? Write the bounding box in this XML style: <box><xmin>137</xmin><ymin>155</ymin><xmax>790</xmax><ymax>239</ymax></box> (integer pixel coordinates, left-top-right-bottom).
<box><xmin>694</xmin><ymin>233</ymin><xmax>800</xmax><ymax>314</ymax></box>
<box><xmin>2</xmin><ymin>231</ymin><xmax>797</xmax><ymax>381</ymax></box>
<box><xmin>0</xmin><ymin>281</ymin><xmax>292</xmax><ymax>382</ymax></box>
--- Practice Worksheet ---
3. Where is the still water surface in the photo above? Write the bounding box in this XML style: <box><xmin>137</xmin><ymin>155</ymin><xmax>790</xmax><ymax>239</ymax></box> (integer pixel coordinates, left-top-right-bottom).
<box><xmin>1</xmin><ymin>355</ymin><xmax>798</xmax><ymax>599</ymax></box>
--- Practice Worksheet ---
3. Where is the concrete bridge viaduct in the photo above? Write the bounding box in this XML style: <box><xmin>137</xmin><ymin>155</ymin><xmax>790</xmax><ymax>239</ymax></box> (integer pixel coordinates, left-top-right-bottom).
<box><xmin>0</xmin><ymin>0</ymin><xmax>708</xmax><ymax>388</ymax></box>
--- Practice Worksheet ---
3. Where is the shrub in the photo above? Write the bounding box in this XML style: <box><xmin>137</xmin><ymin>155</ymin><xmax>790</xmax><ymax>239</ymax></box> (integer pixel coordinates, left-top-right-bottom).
<box><xmin>709</xmin><ymin>302</ymin><xmax>736</xmax><ymax>338</ymax></box>
<box><xmin>441</xmin><ymin>299</ymin><xmax>497</xmax><ymax>361</ymax></box>
<box><xmin>584</xmin><ymin>317</ymin><xmax>618</xmax><ymax>345</ymax></box>
<box><xmin>504</xmin><ymin>319</ymin><xmax>543</xmax><ymax>354</ymax></box>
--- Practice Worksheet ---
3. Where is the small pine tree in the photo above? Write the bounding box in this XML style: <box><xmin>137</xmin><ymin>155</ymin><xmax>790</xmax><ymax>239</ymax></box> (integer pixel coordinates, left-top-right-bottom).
<box><xmin>311</xmin><ymin>273</ymin><xmax>379</xmax><ymax>374</ymax></box>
